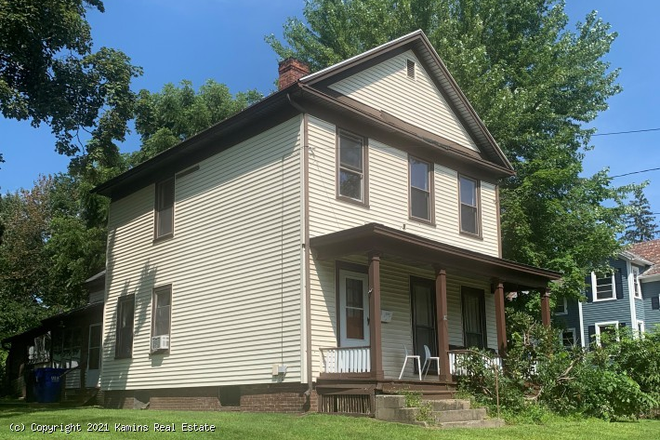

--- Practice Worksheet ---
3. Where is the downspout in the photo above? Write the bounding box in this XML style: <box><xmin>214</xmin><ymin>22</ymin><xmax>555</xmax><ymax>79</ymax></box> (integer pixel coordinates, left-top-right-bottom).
<box><xmin>626</xmin><ymin>261</ymin><xmax>637</xmax><ymax>336</ymax></box>
<box><xmin>287</xmin><ymin>93</ymin><xmax>313</xmax><ymax>400</ymax></box>
<box><xmin>577</xmin><ymin>299</ymin><xmax>586</xmax><ymax>348</ymax></box>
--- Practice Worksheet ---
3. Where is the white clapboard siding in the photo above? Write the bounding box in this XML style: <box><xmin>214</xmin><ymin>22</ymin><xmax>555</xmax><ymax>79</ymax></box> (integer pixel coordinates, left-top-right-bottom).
<box><xmin>102</xmin><ymin>116</ymin><xmax>304</xmax><ymax>391</ymax></box>
<box><xmin>310</xmin><ymin>256</ymin><xmax>496</xmax><ymax>380</ymax></box>
<box><xmin>308</xmin><ymin>116</ymin><xmax>500</xmax><ymax>257</ymax></box>
<box><xmin>329</xmin><ymin>50</ymin><xmax>479</xmax><ymax>152</ymax></box>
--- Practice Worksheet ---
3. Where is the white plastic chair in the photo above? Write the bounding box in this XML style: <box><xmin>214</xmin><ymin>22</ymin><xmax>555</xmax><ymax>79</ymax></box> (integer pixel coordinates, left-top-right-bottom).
<box><xmin>398</xmin><ymin>345</ymin><xmax>421</xmax><ymax>380</ymax></box>
<box><xmin>422</xmin><ymin>344</ymin><xmax>440</xmax><ymax>379</ymax></box>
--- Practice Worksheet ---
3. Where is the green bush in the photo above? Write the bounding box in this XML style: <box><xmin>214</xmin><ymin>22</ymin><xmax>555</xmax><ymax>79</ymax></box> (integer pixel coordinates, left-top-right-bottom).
<box><xmin>457</xmin><ymin>311</ymin><xmax>659</xmax><ymax>421</ymax></box>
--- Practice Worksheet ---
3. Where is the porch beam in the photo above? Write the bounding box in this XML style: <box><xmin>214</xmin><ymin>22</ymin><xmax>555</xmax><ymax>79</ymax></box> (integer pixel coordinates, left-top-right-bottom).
<box><xmin>368</xmin><ymin>251</ymin><xmax>384</xmax><ymax>380</ymax></box>
<box><xmin>434</xmin><ymin>266</ymin><xmax>451</xmax><ymax>382</ymax></box>
<box><xmin>541</xmin><ymin>288</ymin><xmax>552</xmax><ymax>327</ymax></box>
<box><xmin>494</xmin><ymin>281</ymin><xmax>507</xmax><ymax>356</ymax></box>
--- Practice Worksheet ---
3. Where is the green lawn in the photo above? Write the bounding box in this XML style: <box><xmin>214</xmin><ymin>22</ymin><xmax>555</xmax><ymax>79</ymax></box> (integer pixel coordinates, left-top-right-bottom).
<box><xmin>0</xmin><ymin>406</ymin><xmax>657</xmax><ymax>440</ymax></box>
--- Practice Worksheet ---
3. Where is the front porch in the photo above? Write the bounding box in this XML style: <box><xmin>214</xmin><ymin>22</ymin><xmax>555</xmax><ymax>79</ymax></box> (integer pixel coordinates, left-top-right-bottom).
<box><xmin>309</xmin><ymin>223</ymin><xmax>559</xmax><ymax>413</ymax></box>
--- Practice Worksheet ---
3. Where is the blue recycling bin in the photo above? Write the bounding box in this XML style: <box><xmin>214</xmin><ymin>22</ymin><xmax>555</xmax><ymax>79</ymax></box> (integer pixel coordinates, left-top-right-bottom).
<box><xmin>34</xmin><ymin>368</ymin><xmax>66</xmax><ymax>403</ymax></box>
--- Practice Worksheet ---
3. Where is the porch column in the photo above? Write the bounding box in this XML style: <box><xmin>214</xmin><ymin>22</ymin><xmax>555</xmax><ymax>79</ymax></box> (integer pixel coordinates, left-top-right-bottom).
<box><xmin>368</xmin><ymin>251</ymin><xmax>384</xmax><ymax>380</ymax></box>
<box><xmin>434</xmin><ymin>266</ymin><xmax>451</xmax><ymax>382</ymax></box>
<box><xmin>541</xmin><ymin>288</ymin><xmax>552</xmax><ymax>328</ymax></box>
<box><xmin>494</xmin><ymin>281</ymin><xmax>507</xmax><ymax>356</ymax></box>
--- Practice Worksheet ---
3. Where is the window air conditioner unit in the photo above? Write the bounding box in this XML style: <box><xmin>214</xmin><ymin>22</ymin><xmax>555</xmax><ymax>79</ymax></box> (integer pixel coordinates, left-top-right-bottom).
<box><xmin>151</xmin><ymin>335</ymin><xmax>170</xmax><ymax>351</ymax></box>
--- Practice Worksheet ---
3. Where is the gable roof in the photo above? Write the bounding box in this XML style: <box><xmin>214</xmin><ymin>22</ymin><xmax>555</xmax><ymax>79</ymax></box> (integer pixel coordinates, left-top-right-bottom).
<box><xmin>300</xmin><ymin>30</ymin><xmax>513</xmax><ymax>171</ymax></box>
<box><xmin>94</xmin><ymin>30</ymin><xmax>513</xmax><ymax>200</ymax></box>
<box><xmin>629</xmin><ymin>239</ymin><xmax>660</xmax><ymax>276</ymax></box>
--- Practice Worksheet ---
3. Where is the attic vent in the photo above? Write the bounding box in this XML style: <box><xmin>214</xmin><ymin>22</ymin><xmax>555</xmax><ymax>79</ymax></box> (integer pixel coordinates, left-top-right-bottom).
<box><xmin>406</xmin><ymin>59</ymin><xmax>415</xmax><ymax>79</ymax></box>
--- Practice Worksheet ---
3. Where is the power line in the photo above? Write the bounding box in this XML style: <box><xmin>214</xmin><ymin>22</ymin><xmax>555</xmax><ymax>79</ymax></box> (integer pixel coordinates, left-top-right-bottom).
<box><xmin>593</xmin><ymin>127</ymin><xmax>660</xmax><ymax>137</ymax></box>
<box><xmin>611</xmin><ymin>167</ymin><xmax>660</xmax><ymax>178</ymax></box>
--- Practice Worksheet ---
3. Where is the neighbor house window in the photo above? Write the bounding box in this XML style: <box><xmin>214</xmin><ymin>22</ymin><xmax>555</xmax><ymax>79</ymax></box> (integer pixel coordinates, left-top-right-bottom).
<box><xmin>337</xmin><ymin>130</ymin><xmax>366</xmax><ymax>203</ymax></box>
<box><xmin>555</xmin><ymin>297</ymin><xmax>568</xmax><ymax>316</ymax></box>
<box><xmin>595</xmin><ymin>321</ymin><xmax>619</xmax><ymax>347</ymax></box>
<box><xmin>115</xmin><ymin>295</ymin><xmax>135</xmax><ymax>359</ymax></box>
<box><xmin>591</xmin><ymin>271</ymin><xmax>616</xmax><ymax>301</ymax></box>
<box><xmin>155</xmin><ymin>177</ymin><xmax>175</xmax><ymax>239</ymax></box>
<box><xmin>632</xmin><ymin>266</ymin><xmax>641</xmax><ymax>299</ymax></box>
<box><xmin>637</xmin><ymin>320</ymin><xmax>645</xmax><ymax>338</ymax></box>
<box><xmin>459</xmin><ymin>175</ymin><xmax>480</xmax><ymax>235</ymax></box>
<box><xmin>561</xmin><ymin>328</ymin><xmax>576</xmax><ymax>348</ymax></box>
<box><xmin>409</xmin><ymin>156</ymin><xmax>433</xmax><ymax>222</ymax></box>
<box><xmin>152</xmin><ymin>285</ymin><xmax>172</xmax><ymax>339</ymax></box>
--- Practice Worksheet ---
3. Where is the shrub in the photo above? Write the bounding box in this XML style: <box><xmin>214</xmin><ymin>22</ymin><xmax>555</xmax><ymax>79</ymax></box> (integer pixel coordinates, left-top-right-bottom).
<box><xmin>457</xmin><ymin>310</ymin><xmax>660</xmax><ymax>421</ymax></box>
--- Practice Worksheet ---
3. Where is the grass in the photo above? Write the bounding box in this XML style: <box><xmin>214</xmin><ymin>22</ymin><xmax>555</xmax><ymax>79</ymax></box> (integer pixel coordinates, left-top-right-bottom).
<box><xmin>0</xmin><ymin>405</ymin><xmax>657</xmax><ymax>439</ymax></box>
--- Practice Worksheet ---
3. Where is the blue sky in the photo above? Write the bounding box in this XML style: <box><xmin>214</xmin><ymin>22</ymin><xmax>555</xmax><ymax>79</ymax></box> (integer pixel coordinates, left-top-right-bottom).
<box><xmin>1</xmin><ymin>0</ymin><xmax>658</xmax><ymax>218</ymax></box>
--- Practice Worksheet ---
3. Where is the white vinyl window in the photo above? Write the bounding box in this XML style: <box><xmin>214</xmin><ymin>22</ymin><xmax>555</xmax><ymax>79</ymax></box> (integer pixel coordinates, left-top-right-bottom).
<box><xmin>591</xmin><ymin>271</ymin><xmax>616</xmax><ymax>301</ymax></box>
<box><xmin>555</xmin><ymin>297</ymin><xmax>568</xmax><ymax>316</ymax></box>
<box><xmin>595</xmin><ymin>321</ymin><xmax>619</xmax><ymax>347</ymax></box>
<box><xmin>561</xmin><ymin>328</ymin><xmax>576</xmax><ymax>348</ymax></box>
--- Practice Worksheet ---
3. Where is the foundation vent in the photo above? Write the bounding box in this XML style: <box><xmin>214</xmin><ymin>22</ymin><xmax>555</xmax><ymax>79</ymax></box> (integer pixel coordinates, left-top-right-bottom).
<box><xmin>319</xmin><ymin>394</ymin><xmax>372</xmax><ymax>415</ymax></box>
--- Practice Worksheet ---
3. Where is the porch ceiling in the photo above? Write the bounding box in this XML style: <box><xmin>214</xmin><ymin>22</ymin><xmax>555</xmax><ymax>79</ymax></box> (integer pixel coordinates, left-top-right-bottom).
<box><xmin>310</xmin><ymin>223</ymin><xmax>561</xmax><ymax>290</ymax></box>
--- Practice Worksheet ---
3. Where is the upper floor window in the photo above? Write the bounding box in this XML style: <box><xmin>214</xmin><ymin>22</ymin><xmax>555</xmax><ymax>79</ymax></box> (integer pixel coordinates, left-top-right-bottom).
<box><xmin>592</xmin><ymin>271</ymin><xmax>616</xmax><ymax>301</ymax></box>
<box><xmin>115</xmin><ymin>295</ymin><xmax>135</xmax><ymax>359</ymax></box>
<box><xmin>632</xmin><ymin>266</ymin><xmax>641</xmax><ymax>299</ymax></box>
<box><xmin>409</xmin><ymin>156</ymin><xmax>433</xmax><ymax>222</ymax></box>
<box><xmin>155</xmin><ymin>177</ymin><xmax>175</xmax><ymax>239</ymax></box>
<box><xmin>337</xmin><ymin>131</ymin><xmax>366</xmax><ymax>204</ymax></box>
<box><xmin>459</xmin><ymin>175</ymin><xmax>480</xmax><ymax>235</ymax></box>
<box><xmin>152</xmin><ymin>285</ymin><xmax>172</xmax><ymax>352</ymax></box>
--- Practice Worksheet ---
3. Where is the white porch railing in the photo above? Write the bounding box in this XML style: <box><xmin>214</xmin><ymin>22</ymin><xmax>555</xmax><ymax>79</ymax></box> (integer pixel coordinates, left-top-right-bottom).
<box><xmin>448</xmin><ymin>350</ymin><xmax>502</xmax><ymax>376</ymax></box>
<box><xmin>320</xmin><ymin>347</ymin><xmax>371</xmax><ymax>374</ymax></box>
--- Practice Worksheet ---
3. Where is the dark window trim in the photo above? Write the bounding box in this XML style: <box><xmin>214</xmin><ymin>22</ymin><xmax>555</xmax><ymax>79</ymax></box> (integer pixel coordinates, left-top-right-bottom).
<box><xmin>115</xmin><ymin>295</ymin><xmax>135</xmax><ymax>359</ymax></box>
<box><xmin>460</xmin><ymin>286</ymin><xmax>487</xmax><ymax>349</ymax></box>
<box><xmin>335</xmin><ymin>261</ymin><xmax>369</xmax><ymax>347</ymax></box>
<box><xmin>410</xmin><ymin>276</ymin><xmax>437</xmax><ymax>373</ymax></box>
<box><xmin>336</xmin><ymin>129</ymin><xmax>369</xmax><ymax>207</ymax></box>
<box><xmin>151</xmin><ymin>284</ymin><xmax>172</xmax><ymax>354</ymax></box>
<box><xmin>408</xmin><ymin>154</ymin><xmax>435</xmax><ymax>225</ymax></box>
<box><xmin>154</xmin><ymin>176</ymin><xmax>175</xmax><ymax>242</ymax></box>
<box><xmin>458</xmin><ymin>174</ymin><xmax>482</xmax><ymax>238</ymax></box>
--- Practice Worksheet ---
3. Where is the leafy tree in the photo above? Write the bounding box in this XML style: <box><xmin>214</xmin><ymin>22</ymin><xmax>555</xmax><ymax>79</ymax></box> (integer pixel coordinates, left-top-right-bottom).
<box><xmin>131</xmin><ymin>80</ymin><xmax>262</xmax><ymax>164</ymax></box>
<box><xmin>0</xmin><ymin>0</ymin><xmax>141</xmax><ymax>163</ymax></box>
<box><xmin>623</xmin><ymin>184</ymin><xmax>658</xmax><ymax>243</ymax></box>
<box><xmin>268</xmin><ymin>0</ymin><xmax>631</xmax><ymax>297</ymax></box>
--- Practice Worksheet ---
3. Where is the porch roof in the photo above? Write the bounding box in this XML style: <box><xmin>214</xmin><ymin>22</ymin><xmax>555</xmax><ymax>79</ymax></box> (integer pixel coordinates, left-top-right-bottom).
<box><xmin>310</xmin><ymin>223</ymin><xmax>561</xmax><ymax>290</ymax></box>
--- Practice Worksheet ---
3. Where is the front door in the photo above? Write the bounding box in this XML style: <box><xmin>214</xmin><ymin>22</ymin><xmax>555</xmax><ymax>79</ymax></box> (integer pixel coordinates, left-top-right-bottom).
<box><xmin>461</xmin><ymin>287</ymin><xmax>487</xmax><ymax>349</ymax></box>
<box><xmin>411</xmin><ymin>277</ymin><xmax>437</xmax><ymax>371</ymax></box>
<box><xmin>339</xmin><ymin>270</ymin><xmax>370</xmax><ymax>347</ymax></box>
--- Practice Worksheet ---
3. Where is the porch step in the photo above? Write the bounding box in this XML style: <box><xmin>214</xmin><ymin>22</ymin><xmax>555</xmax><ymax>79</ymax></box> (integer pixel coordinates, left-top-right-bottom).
<box><xmin>439</xmin><ymin>419</ymin><xmax>505</xmax><ymax>429</ymax></box>
<box><xmin>433</xmin><ymin>408</ymin><xmax>486</xmax><ymax>423</ymax></box>
<box><xmin>374</xmin><ymin>395</ymin><xmax>503</xmax><ymax>429</ymax></box>
<box><xmin>426</xmin><ymin>399</ymin><xmax>470</xmax><ymax>411</ymax></box>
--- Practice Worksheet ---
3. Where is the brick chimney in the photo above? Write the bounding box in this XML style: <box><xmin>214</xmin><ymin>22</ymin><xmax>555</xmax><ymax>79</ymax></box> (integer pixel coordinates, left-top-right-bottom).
<box><xmin>278</xmin><ymin>58</ymin><xmax>310</xmax><ymax>90</ymax></box>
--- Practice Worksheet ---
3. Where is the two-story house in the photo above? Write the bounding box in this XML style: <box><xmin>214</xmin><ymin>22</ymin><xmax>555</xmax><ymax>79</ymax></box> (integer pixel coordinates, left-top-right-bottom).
<box><xmin>93</xmin><ymin>30</ymin><xmax>560</xmax><ymax>414</ymax></box>
<box><xmin>555</xmin><ymin>241</ymin><xmax>660</xmax><ymax>348</ymax></box>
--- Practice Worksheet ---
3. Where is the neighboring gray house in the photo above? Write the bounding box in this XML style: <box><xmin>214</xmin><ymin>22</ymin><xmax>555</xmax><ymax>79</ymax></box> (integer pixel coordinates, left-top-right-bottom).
<box><xmin>556</xmin><ymin>241</ymin><xmax>660</xmax><ymax>347</ymax></box>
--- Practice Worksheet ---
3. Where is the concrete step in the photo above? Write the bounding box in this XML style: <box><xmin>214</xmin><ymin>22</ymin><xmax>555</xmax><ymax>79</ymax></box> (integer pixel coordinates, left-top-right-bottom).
<box><xmin>425</xmin><ymin>399</ymin><xmax>471</xmax><ymax>411</ymax></box>
<box><xmin>439</xmin><ymin>418</ymin><xmax>505</xmax><ymax>429</ymax></box>
<box><xmin>433</xmin><ymin>408</ymin><xmax>487</xmax><ymax>423</ymax></box>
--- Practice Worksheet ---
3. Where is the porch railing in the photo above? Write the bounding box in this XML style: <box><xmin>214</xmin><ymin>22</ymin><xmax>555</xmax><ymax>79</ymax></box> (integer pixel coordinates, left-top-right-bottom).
<box><xmin>448</xmin><ymin>349</ymin><xmax>502</xmax><ymax>376</ymax></box>
<box><xmin>320</xmin><ymin>347</ymin><xmax>371</xmax><ymax>374</ymax></box>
